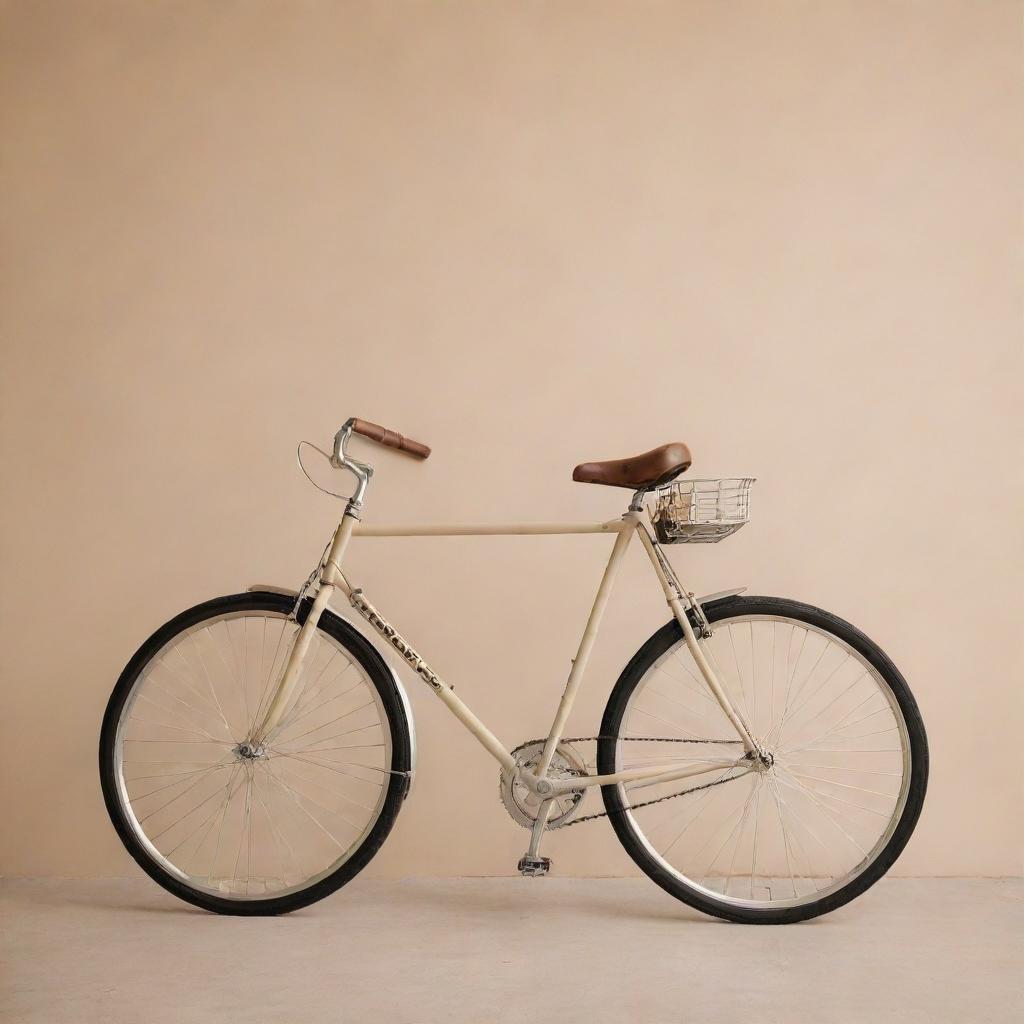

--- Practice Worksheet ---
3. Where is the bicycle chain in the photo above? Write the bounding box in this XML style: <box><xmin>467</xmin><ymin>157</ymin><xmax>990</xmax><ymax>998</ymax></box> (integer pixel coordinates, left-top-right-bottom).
<box><xmin>531</xmin><ymin>736</ymin><xmax>748</xmax><ymax>830</ymax></box>
<box><xmin>555</xmin><ymin>768</ymin><xmax>747</xmax><ymax>828</ymax></box>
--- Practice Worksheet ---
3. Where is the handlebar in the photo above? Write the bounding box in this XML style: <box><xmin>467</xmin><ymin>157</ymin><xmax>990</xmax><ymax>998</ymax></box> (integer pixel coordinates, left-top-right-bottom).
<box><xmin>309</xmin><ymin>417</ymin><xmax>429</xmax><ymax>509</ymax></box>
<box><xmin>348</xmin><ymin>417</ymin><xmax>431</xmax><ymax>459</ymax></box>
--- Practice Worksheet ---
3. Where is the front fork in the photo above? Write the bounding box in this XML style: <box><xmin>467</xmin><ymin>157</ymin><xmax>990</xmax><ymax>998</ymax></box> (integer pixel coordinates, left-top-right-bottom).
<box><xmin>251</xmin><ymin>422</ymin><xmax>371</xmax><ymax>746</ymax></box>
<box><xmin>249</xmin><ymin>510</ymin><xmax>358</xmax><ymax>745</ymax></box>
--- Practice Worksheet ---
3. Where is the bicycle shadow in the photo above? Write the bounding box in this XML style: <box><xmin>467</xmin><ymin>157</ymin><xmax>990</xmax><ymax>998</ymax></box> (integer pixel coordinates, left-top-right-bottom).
<box><xmin>353</xmin><ymin>877</ymin><xmax>722</xmax><ymax>926</ymax></box>
<box><xmin>6</xmin><ymin>877</ymin><xmax>837</xmax><ymax>927</ymax></box>
<box><xmin>1</xmin><ymin>879</ymin><xmax>206</xmax><ymax>917</ymax></box>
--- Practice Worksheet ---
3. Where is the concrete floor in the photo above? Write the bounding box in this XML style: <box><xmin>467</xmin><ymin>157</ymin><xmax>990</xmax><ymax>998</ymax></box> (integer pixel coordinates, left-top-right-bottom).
<box><xmin>1</xmin><ymin>878</ymin><xmax>1020</xmax><ymax>1024</ymax></box>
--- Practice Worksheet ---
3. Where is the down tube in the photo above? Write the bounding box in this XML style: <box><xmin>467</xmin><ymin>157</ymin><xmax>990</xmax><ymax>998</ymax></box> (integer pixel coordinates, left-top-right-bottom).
<box><xmin>333</xmin><ymin>579</ymin><xmax>518</xmax><ymax>774</ymax></box>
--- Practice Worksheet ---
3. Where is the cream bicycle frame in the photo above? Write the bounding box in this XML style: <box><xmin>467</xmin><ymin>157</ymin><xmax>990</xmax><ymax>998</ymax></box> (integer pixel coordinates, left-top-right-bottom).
<box><xmin>251</xmin><ymin>430</ymin><xmax>760</xmax><ymax>813</ymax></box>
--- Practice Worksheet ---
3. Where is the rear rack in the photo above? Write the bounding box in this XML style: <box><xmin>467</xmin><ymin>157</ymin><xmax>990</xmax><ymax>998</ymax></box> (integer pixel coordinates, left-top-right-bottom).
<box><xmin>649</xmin><ymin>478</ymin><xmax>755</xmax><ymax>544</ymax></box>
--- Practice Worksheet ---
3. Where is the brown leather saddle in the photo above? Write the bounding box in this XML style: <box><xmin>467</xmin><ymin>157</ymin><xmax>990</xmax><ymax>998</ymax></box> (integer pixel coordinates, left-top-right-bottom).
<box><xmin>573</xmin><ymin>443</ymin><xmax>692</xmax><ymax>491</ymax></box>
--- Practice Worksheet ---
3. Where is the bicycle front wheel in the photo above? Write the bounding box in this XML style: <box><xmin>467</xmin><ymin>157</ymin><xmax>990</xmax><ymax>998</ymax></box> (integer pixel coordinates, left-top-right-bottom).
<box><xmin>598</xmin><ymin>595</ymin><xmax>928</xmax><ymax>924</ymax></box>
<box><xmin>99</xmin><ymin>591</ymin><xmax>412</xmax><ymax>915</ymax></box>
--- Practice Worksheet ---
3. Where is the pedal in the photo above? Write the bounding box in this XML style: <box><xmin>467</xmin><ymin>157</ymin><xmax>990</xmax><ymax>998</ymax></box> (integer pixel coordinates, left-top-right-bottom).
<box><xmin>517</xmin><ymin>856</ymin><xmax>551</xmax><ymax>877</ymax></box>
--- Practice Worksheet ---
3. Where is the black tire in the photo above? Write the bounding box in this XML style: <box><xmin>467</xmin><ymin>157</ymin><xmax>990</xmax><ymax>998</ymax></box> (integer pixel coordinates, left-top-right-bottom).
<box><xmin>99</xmin><ymin>591</ymin><xmax>412</xmax><ymax>916</ymax></box>
<box><xmin>598</xmin><ymin>595</ymin><xmax>928</xmax><ymax>924</ymax></box>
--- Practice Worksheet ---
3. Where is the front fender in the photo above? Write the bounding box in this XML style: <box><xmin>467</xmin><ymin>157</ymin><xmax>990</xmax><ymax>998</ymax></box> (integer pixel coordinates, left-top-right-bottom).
<box><xmin>247</xmin><ymin>584</ymin><xmax>418</xmax><ymax>796</ymax></box>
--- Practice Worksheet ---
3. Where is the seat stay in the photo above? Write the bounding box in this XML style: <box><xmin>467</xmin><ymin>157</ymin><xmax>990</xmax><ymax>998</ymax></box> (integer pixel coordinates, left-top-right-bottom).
<box><xmin>634</xmin><ymin>525</ymin><xmax>759</xmax><ymax>754</ymax></box>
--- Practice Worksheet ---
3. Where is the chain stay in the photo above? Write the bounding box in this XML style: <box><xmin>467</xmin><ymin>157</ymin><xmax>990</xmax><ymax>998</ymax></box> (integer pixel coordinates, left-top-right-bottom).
<box><xmin>557</xmin><ymin>767</ymin><xmax>746</xmax><ymax>828</ymax></box>
<box><xmin>522</xmin><ymin>736</ymin><xmax>747</xmax><ymax>830</ymax></box>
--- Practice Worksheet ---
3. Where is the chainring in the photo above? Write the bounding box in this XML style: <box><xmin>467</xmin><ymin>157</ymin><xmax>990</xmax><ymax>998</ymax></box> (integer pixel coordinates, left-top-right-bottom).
<box><xmin>499</xmin><ymin>739</ymin><xmax>588</xmax><ymax>830</ymax></box>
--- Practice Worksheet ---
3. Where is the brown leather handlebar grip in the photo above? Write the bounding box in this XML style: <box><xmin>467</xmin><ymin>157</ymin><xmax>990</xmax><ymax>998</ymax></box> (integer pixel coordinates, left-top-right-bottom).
<box><xmin>350</xmin><ymin>418</ymin><xmax>431</xmax><ymax>459</ymax></box>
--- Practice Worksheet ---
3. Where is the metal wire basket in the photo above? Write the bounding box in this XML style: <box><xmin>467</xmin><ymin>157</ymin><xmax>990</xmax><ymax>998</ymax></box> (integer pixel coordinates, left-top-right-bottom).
<box><xmin>649</xmin><ymin>478</ymin><xmax>755</xmax><ymax>544</ymax></box>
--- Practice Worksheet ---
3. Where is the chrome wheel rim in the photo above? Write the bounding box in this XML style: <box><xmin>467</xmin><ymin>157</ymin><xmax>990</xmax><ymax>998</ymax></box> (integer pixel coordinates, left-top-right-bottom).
<box><xmin>114</xmin><ymin>610</ymin><xmax>393</xmax><ymax>901</ymax></box>
<box><xmin>616</xmin><ymin>615</ymin><xmax>912</xmax><ymax>911</ymax></box>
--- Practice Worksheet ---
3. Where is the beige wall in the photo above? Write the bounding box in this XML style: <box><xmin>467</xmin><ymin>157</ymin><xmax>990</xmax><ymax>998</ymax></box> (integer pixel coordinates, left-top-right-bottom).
<box><xmin>1</xmin><ymin>1</ymin><xmax>1021</xmax><ymax>879</ymax></box>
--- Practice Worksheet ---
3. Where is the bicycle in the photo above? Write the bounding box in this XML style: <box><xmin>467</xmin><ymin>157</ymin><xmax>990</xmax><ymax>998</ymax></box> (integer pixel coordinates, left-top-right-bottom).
<box><xmin>99</xmin><ymin>417</ymin><xmax>928</xmax><ymax>923</ymax></box>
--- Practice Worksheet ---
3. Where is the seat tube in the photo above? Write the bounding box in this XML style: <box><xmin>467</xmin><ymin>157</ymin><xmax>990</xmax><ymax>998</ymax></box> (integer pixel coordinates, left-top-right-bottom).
<box><xmin>534</xmin><ymin>518</ymin><xmax>635</xmax><ymax>780</ymax></box>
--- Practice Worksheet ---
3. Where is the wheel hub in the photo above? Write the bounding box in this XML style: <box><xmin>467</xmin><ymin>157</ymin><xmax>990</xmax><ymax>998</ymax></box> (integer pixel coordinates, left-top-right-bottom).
<box><xmin>234</xmin><ymin>742</ymin><xmax>267</xmax><ymax>761</ymax></box>
<box><xmin>746</xmin><ymin>747</ymin><xmax>775</xmax><ymax>773</ymax></box>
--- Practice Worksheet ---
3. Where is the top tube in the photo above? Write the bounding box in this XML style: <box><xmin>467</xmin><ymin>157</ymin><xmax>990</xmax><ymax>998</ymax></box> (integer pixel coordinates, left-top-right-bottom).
<box><xmin>350</xmin><ymin>521</ymin><xmax>626</xmax><ymax>537</ymax></box>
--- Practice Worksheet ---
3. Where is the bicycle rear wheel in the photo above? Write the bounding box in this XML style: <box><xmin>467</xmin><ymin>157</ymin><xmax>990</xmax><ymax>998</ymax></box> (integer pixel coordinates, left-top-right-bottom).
<box><xmin>598</xmin><ymin>595</ymin><xmax>928</xmax><ymax>924</ymax></box>
<box><xmin>99</xmin><ymin>591</ymin><xmax>412</xmax><ymax>915</ymax></box>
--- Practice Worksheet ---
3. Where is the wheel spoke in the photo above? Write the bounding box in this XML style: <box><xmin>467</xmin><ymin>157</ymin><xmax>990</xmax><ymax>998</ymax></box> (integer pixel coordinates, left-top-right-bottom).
<box><xmin>780</xmin><ymin>772</ymin><xmax>871</xmax><ymax>859</ymax></box>
<box><xmin>628</xmin><ymin>705</ymin><xmax>708</xmax><ymax>742</ymax></box>
<box><xmin>288</xmin><ymin>656</ymin><xmax>357</xmax><ymax>723</ymax></box>
<box><xmin>725</xmin><ymin>624</ymin><xmax>755</xmax><ymax>732</ymax></box>
<box><xmin>191</xmin><ymin>638</ymin><xmax>238</xmax><ymax>738</ymax></box>
<box><xmin>271</xmin><ymin>751</ymin><xmax>381</xmax><ymax>809</ymax></box>
<box><xmin>787</xmin><ymin>770</ymin><xmax>899</xmax><ymax>802</ymax></box>
<box><xmin>275</xmin><ymin>698</ymin><xmax>377</xmax><ymax>747</ymax></box>
<box><xmin>767</xmin><ymin>776</ymin><xmax>798</xmax><ymax>897</ymax></box>
<box><xmin>133</xmin><ymin>692</ymin><xmax>231</xmax><ymax>744</ymax></box>
<box><xmin>207</xmin><ymin>766</ymin><xmax>246</xmax><ymax>882</ymax></box>
<box><xmin>165</xmin><ymin>768</ymin><xmax>240</xmax><ymax>862</ymax></box>
<box><xmin>647</xmin><ymin>679</ymin><xmax>728</xmax><ymax>733</ymax></box>
<box><xmin>140</xmin><ymin>678</ymin><xmax>233</xmax><ymax>739</ymax></box>
<box><xmin>138</xmin><ymin>759</ymin><xmax>233</xmax><ymax>825</ymax></box>
<box><xmin>768</xmin><ymin>775</ymin><xmax>827</xmax><ymax>894</ymax></box>
<box><xmin>272</xmin><ymin>748</ymin><xmax>385</xmax><ymax>791</ymax></box>
<box><xmin>784</xmin><ymin>689</ymin><xmax>886</xmax><ymax>754</ymax></box>
<box><xmin>701</xmin><ymin>778</ymin><xmax>759</xmax><ymax>887</ymax></box>
<box><xmin>704</xmin><ymin>640</ymin><xmax>752</xmax><ymax>734</ymax></box>
<box><xmin>150</xmin><ymin>765</ymin><xmax>241</xmax><ymax>842</ymax></box>
<box><xmin>668</xmin><ymin>651</ymin><xmax>723</xmax><ymax>707</ymax></box>
<box><xmin>721</xmin><ymin>777</ymin><xmax>759</xmax><ymax>896</ymax></box>
<box><xmin>263</xmin><ymin>763</ymin><xmax>357</xmax><ymax>841</ymax></box>
<box><xmin>253</xmin><ymin>765</ymin><xmax>303</xmax><ymax>886</ymax></box>
<box><xmin>130</xmin><ymin>762</ymin><xmax>232</xmax><ymax>800</ymax></box>
<box><xmin>777</xmin><ymin>770</ymin><xmax>891</xmax><ymax>819</ymax></box>
<box><xmin>273</xmin><ymin>677</ymin><xmax>365</xmax><ymax>741</ymax></box>
<box><xmin>248</xmin><ymin>619</ymin><xmax>296</xmax><ymax>738</ymax></box>
<box><xmin>231</xmin><ymin>768</ymin><xmax>254</xmax><ymax>895</ymax></box>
